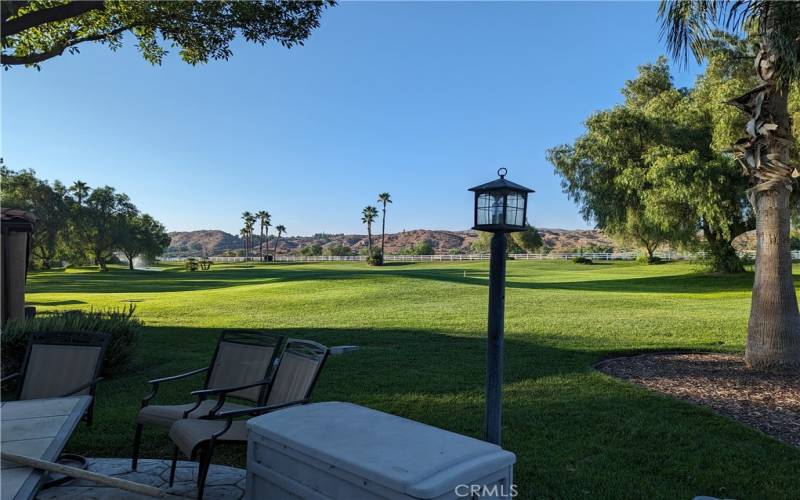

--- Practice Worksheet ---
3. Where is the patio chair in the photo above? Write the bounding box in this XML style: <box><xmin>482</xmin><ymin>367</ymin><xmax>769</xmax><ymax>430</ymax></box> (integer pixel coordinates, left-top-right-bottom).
<box><xmin>131</xmin><ymin>330</ymin><xmax>285</xmax><ymax>471</ymax></box>
<box><xmin>0</xmin><ymin>331</ymin><xmax>110</xmax><ymax>426</ymax></box>
<box><xmin>167</xmin><ymin>339</ymin><xmax>329</xmax><ymax>500</ymax></box>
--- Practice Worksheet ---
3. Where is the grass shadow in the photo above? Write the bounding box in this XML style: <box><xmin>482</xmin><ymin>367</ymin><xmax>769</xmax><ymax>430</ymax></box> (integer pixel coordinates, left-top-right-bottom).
<box><xmin>26</xmin><ymin>262</ymin><xmax>774</xmax><ymax>296</ymax></box>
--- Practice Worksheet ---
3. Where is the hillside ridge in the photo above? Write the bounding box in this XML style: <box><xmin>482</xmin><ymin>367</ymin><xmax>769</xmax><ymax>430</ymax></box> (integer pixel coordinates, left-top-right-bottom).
<box><xmin>164</xmin><ymin>228</ymin><xmax>616</xmax><ymax>257</ymax></box>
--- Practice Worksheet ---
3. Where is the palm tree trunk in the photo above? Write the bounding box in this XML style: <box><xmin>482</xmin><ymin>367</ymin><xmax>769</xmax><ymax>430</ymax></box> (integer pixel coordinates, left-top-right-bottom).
<box><xmin>274</xmin><ymin>234</ymin><xmax>280</xmax><ymax>255</ymax></box>
<box><xmin>381</xmin><ymin>205</ymin><xmax>386</xmax><ymax>257</ymax></box>
<box><xmin>747</xmin><ymin>186</ymin><xmax>800</xmax><ymax>370</ymax></box>
<box><xmin>260</xmin><ymin>224</ymin><xmax>264</xmax><ymax>261</ymax></box>
<box><xmin>729</xmin><ymin>21</ymin><xmax>800</xmax><ymax>370</ymax></box>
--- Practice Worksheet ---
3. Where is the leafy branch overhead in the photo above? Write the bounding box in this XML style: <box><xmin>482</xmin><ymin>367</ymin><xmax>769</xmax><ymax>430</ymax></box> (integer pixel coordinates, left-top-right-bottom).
<box><xmin>1</xmin><ymin>0</ymin><xmax>334</xmax><ymax>68</ymax></box>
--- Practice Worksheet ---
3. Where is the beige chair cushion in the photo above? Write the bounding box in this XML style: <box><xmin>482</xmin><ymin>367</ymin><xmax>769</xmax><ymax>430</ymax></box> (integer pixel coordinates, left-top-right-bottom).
<box><xmin>169</xmin><ymin>418</ymin><xmax>248</xmax><ymax>457</ymax></box>
<box><xmin>137</xmin><ymin>400</ymin><xmax>250</xmax><ymax>427</ymax></box>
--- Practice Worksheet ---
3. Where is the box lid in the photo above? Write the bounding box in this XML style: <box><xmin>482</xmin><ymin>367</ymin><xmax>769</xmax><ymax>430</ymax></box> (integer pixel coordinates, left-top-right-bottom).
<box><xmin>247</xmin><ymin>402</ymin><xmax>515</xmax><ymax>499</ymax></box>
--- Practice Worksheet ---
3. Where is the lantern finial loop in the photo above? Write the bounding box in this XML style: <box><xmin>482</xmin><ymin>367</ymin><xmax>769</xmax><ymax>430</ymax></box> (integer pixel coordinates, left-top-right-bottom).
<box><xmin>497</xmin><ymin>167</ymin><xmax>507</xmax><ymax>179</ymax></box>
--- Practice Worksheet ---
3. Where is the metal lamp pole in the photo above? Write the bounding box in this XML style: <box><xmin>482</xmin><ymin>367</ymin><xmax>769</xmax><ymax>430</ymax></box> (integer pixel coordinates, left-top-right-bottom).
<box><xmin>469</xmin><ymin>168</ymin><xmax>533</xmax><ymax>446</ymax></box>
<box><xmin>485</xmin><ymin>231</ymin><xmax>507</xmax><ymax>445</ymax></box>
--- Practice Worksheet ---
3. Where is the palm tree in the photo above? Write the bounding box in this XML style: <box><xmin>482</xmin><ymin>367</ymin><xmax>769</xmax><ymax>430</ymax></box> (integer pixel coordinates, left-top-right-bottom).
<box><xmin>256</xmin><ymin>210</ymin><xmax>271</xmax><ymax>261</ymax></box>
<box><xmin>659</xmin><ymin>1</ymin><xmax>800</xmax><ymax>371</ymax></box>
<box><xmin>361</xmin><ymin>206</ymin><xmax>378</xmax><ymax>261</ymax></box>
<box><xmin>239</xmin><ymin>227</ymin><xmax>248</xmax><ymax>258</ymax></box>
<box><xmin>69</xmin><ymin>180</ymin><xmax>90</xmax><ymax>206</ymax></box>
<box><xmin>273</xmin><ymin>225</ymin><xmax>286</xmax><ymax>256</ymax></box>
<box><xmin>241</xmin><ymin>212</ymin><xmax>253</xmax><ymax>260</ymax></box>
<box><xmin>377</xmin><ymin>192</ymin><xmax>392</xmax><ymax>259</ymax></box>
<box><xmin>245</xmin><ymin>214</ymin><xmax>256</xmax><ymax>261</ymax></box>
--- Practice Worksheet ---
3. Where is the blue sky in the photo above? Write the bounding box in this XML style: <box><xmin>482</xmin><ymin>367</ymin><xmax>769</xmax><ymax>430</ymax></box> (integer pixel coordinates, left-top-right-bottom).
<box><xmin>2</xmin><ymin>1</ymin><xmax>701</xmax><ymax>236</ymax></box>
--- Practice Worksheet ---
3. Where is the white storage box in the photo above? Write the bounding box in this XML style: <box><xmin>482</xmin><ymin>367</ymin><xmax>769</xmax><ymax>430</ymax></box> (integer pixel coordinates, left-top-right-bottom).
<box><xmin>246</xmin><ymin>402</ymin><xmax>516</xmax><ymax>500</ymax></box>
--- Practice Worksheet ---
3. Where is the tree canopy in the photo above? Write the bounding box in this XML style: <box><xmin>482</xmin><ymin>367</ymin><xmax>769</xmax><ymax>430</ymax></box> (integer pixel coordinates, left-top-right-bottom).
<box><xmin>547</xmin><ymin>45</ymin><xmax>777</xmax><ymax>271</ymax></box>
<box><xmin>2</xmin><ymin>0</ymin><xmax>333</xmax><ymax>68</ymax></box>
<box><xmin>1</xmin><ymin>165</ymin><xmax>171</xmax><ymax>270</ymax></box>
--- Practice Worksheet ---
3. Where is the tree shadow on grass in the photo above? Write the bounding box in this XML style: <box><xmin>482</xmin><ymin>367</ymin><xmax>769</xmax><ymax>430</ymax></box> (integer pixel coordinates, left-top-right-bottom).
<box><xmin>26</xmin><ymin>263</ymin><xmax>775</xmax><ymax>296</ymax></box>
<box><xmin>25</xmin><ymin>266</ymin><xmax>375</xmax><ymax>294</ymax></box>
<box><xmin>375</xmin><ymin>267</ymin><xmax>762</xmax><ymax>294</ymax></box>
<box><xmin>26</xmin><ymin>299</ymin><xmax>87</xmax><ymax>306</ymax></box>
<box><xmin>70</xmin><ymin>325</ymin><xmax>800</xmax><ymax>500</ymax></box>
<box><xmin>72</xmin><ymin>325</ymin><xmax>592</xmax><ymax>468</ymax></box>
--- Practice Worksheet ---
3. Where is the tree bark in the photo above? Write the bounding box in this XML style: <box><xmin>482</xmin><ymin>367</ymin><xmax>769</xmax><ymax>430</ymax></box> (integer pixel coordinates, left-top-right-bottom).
<box><xmin>96</xmin><ymin>253</ymin><xmax>108</xmax><ymax>272</ymax></box>
<box><xmin>124</xmin><ymin>252</ymin><xmax>135</xmax><ymax>270</ymax></box>
<box><xmin>380</xmin><ymin>206</ymin><xmax>386</xmax><ymax>258</ymax></box>
<box><xmin>260</xmin><ymin>224</ymin><xmax>264</xmax><ymax>261</ymax></box>
<box><xmin>746</xmin><ymin>187</ymin><xmax>800</xmax><ymax>370</ymax></box>
<box><xmin>2</xmin><ymin>1</ymin><xmax>104</xmax><ymax>37</ymax></box>
<box><xmin>728</xmin><ymin>29</ymin><xmax>800</xmax><ymax>370</ymax></box>
<box><xmin>703</xmin><ymin>225</ymin><xmax>744</xmax><ymax>273</ymax></box>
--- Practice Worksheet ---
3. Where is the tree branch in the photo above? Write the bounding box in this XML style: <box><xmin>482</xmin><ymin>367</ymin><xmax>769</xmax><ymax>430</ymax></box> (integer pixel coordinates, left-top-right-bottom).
<box><xmin>2</xmin><ymin>1</ymin><xmax>104</xmax><ymax>38</ymax></box>
<box><xmin>2</xmin><ymin>1</ymin><xmax>31</xmax><ymax>23</ymax></box>
<box><xmin>2</xmin><ymin>25</ymin><xmax>133</xmax><ymax>66</ymax></box>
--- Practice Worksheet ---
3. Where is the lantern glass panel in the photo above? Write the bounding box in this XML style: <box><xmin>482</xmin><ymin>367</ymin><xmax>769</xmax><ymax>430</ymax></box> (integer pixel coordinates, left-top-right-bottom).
<box><xmin>477</xmin><ymin>193</ymin><xmax>504</xmax><ymax>226</ymax></box>
<box><xmin>505</xmin><ymin>193</ymin><xmax>525</xmax><ymax>227</ymax></box>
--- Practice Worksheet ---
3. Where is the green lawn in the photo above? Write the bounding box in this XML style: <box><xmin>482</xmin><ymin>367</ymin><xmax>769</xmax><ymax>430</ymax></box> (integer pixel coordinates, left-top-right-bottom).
<box><xmin>24</xmin><ymin>260</ymin><xmax>800</xmax><ymax>499</ymax></box>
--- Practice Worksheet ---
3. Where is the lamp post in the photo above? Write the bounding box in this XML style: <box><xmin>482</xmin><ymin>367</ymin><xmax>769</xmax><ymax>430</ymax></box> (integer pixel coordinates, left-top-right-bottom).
<box><xmin>468</xmin><ymin>168</ymin><xmax>534</xmax><ymax>445</ymax></box>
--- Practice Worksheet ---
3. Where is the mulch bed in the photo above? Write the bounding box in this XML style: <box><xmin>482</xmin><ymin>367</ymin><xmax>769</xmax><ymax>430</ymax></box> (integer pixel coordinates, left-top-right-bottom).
<box><xmin>595</xmin><ymin>352</ymin><xmax>800</xmax><ymax>448</ymax></box>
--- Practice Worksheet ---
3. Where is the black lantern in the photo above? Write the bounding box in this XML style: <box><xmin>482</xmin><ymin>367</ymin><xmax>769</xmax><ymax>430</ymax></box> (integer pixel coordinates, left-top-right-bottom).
<box><xmin>469</xmin><ymin>168</ymin><xmax>534</xmax><ymax>233</ymax></box>
<box><xmin>468</xmin><ymin>168</ymin><xmax>534</xmax><ymax>446</ymax></box>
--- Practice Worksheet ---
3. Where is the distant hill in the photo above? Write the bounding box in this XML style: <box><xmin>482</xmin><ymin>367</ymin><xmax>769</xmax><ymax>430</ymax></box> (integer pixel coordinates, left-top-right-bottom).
<box><xmin>164</xmin><ymin>228</ymin><xmax>616</xmax><ymax>257</ymax></box>
<box><xmin>163</xmin><ymin>230</ymin><xmax>242</xmax><ymax>257</ymax></box>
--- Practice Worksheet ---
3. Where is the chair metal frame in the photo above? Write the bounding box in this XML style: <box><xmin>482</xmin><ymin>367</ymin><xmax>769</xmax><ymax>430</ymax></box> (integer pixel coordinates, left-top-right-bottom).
<box><xmin>131</xmin><ymin>329</ymin><xmax>285</xmax><ymax>471</ymax></box>
<box><xmin>1</xmin><ymin>331</ymin><xmax>110</xmax><ymax>426</ymax></box>
<box><xmin>168</xmin><ymin>338</ymin><xmax>329</xmax><ymax>500</ymax></box>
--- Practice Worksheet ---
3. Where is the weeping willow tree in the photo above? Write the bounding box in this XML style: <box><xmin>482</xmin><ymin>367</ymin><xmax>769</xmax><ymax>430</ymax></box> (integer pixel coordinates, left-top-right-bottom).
<box><xmin>659</xmin><ymin>1</ymin><xmax>800</xmax><ymax>371</ymax></box>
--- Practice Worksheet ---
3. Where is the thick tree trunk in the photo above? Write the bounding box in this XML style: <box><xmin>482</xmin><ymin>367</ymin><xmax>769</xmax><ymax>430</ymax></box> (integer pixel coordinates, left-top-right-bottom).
<box><xmin>96</xmin><ymin>254</ymin><xmax>108</xmax><ymax>272</ymax></box>
<box><xmin>746</xmin><ymin>187</ymin><xmax>800</xmax><ymax>370</ymax></box>
<box><xmin>728</xmin><ymin>40</ymin><xmax>800</xmax><ymax>370</ymax></box>
<box><xmin>703</xmin><ymin>226</ymin><xmax>744</xmax><ymax>273</ymax></box>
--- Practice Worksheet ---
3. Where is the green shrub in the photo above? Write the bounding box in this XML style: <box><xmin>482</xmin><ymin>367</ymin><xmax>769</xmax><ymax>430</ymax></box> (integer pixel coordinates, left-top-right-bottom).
<box><xmin>573</xmin><ymin>256</ymin><xmax>593</xmax><ymax>264</ymax></box>
<box><xmin>299</xmin><ymin>243</ymin><xmax>323</xmax><ymax>256</ymax></box>
<box><xmin>636</xmin><ymin>255</ymin><xmax>662</xmax><ymax>264</ymax></box>
<box><xmin>367</xmin><ymin>249</ymin><xmax>383</xmax><ymax>266</ymax></box>
<box><xmin>1</xmin><ymin>305</ymin><xmax>142</xmax><ymax>379</ymax></box>
<box><xmin>398</xmin><ymin>241</ymin><xmax>435</xmax><ymax>255</ymax></box>
<box><xmin>322</xmin><ymin>243</ymin><xmax>352</xmax><ymax>256</ymax></box>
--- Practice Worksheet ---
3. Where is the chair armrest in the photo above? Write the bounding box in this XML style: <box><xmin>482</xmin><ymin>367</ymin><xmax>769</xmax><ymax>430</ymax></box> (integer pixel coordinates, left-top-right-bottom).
<box><xmin>1</xmin><ymin>372</ymin><xmax>20</xmax><ymax>385</ymax></box>
<box><xmin>203</xmin><ymin>398</ymin><xmax>311</xmax><ymax>420</ymax></box>
<box><xmin>142</xmin><ymin>367</ymin><xmax>208</xmax><ymax>407</ymax></box>
<box><xmin>188</xmin><ymin>378</ymin><xmax>273</xmax><ymax>418</ymax></box>
<box><xmin>147</xmin><ymin>367</ymin><xmax>208</xmax><ymax>385</ymax></box>
<box><xmin>190</xmin><ymin>377</ymin><xmax>271</xmax><ymax>398</ymax></box>
<box><xmin>63</xmin><ymin>377</ymin><xmax>103</xmax><ymax>397</ymax></box>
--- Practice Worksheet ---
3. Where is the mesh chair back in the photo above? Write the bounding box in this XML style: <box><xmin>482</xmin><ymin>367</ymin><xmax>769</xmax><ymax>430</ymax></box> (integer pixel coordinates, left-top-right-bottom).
<box><xmin>19</xmin><ymin>331</ymin><xmax>110</xmax><ymax>400</ymax></box>
<box><xmin>206</xmin><ymin>330</ymin><xmax>283</xmax><ymax>403</ymax></box>
<box><xmin>266</xmin><ymin>339</ymin><xmax>328</xmax><ymax>406</ymax></box>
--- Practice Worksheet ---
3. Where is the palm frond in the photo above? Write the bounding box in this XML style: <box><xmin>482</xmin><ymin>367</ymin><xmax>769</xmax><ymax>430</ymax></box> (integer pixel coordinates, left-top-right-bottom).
<box><xmin>659</xmin><ymin>0</ymin><xmax>800</xmax><ymax>83</ymax></box>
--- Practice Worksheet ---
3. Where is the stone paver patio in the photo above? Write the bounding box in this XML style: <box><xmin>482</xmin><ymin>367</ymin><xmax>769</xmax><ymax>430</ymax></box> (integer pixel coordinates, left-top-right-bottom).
<box><xmin>35</xmin><ymin>458</ymin><xmax>245</xmax><ymax>499</ymax></box>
